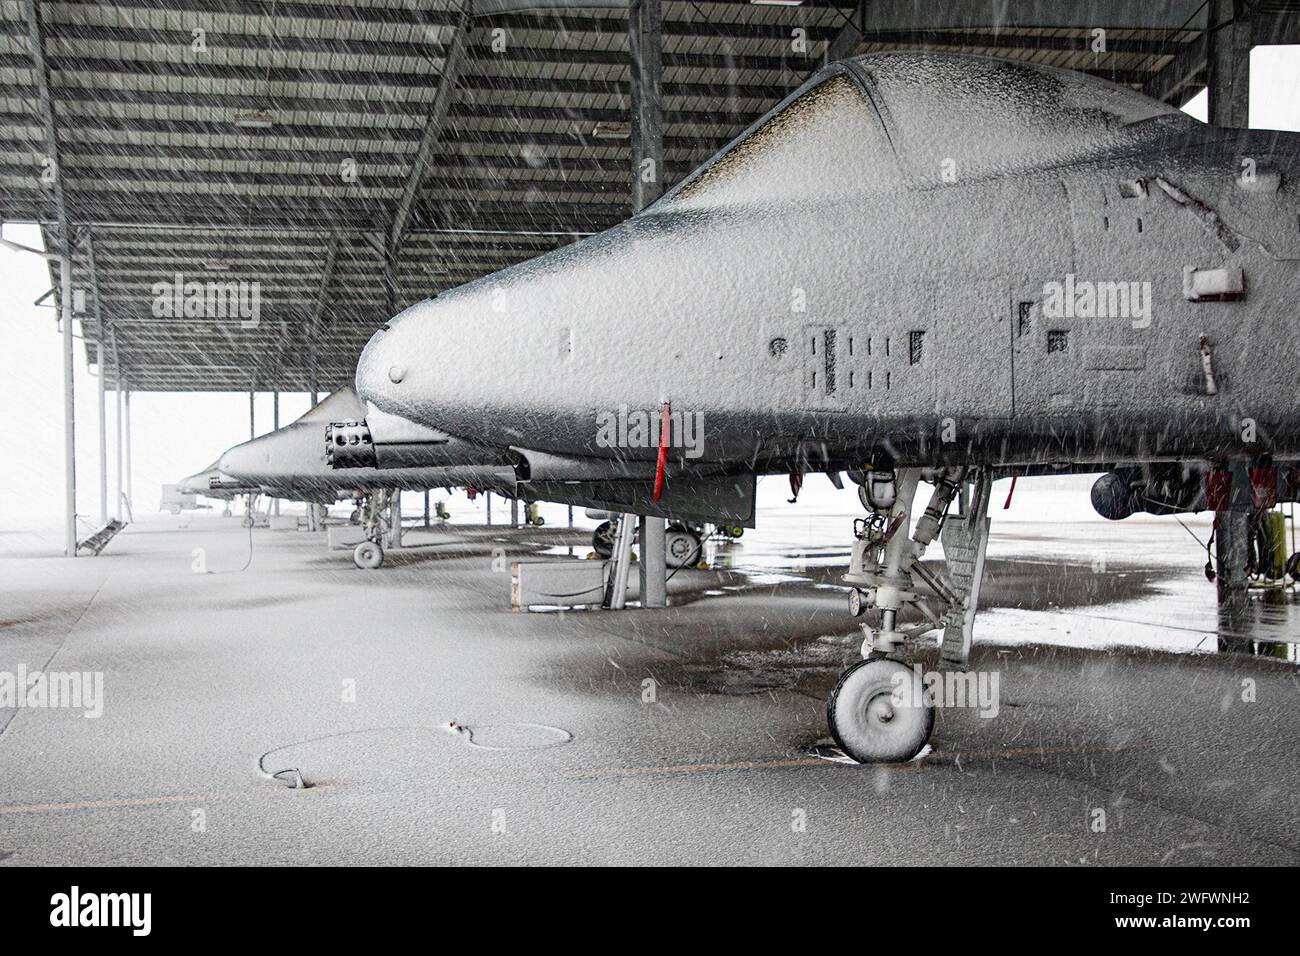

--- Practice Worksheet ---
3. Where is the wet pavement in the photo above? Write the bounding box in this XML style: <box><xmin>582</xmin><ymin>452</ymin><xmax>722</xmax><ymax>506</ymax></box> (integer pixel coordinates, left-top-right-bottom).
<box><xmin>0</xmin><ymin>506</ymin><xmax>1296</xmax><ymax>865</ymax></box>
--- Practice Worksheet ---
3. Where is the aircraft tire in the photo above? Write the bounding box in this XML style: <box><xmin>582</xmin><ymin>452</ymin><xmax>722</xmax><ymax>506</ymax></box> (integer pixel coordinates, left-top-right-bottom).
<box><xmin>353</xmin><ymin>540</ymin><xmax>384</xmax><ymax>570</ymax></box>
<box><xmin>665</xmin><ymin>525</ymin><xmax>702</xmax><ymax>569</ymax></box>
<box><xmin>592</xmin><ymin>521</ymin><xmax>615</xmax><ymax>559</ymax></box>
<box><xmin>828</xmin><ymin>658</ymin><xmax>933</xmax><ymax>763</ymax></box>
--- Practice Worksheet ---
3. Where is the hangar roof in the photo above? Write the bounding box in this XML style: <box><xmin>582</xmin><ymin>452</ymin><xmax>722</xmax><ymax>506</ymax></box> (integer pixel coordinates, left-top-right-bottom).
<box><xmin>0</xmin><ymin>0</ymin><xmax>1273</xmax><ymax>390</ymax></box>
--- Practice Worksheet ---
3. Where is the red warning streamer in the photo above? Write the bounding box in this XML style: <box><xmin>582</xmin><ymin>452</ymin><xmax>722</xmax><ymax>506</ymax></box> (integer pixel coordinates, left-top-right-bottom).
<box><xmin>653</xmin><ymin>402</ymin><xmax>670</xmax><ymax>502</ymax></box>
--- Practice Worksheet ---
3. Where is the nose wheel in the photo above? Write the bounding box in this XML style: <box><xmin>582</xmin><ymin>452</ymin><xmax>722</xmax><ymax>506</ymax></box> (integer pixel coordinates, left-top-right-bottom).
<box><xmin>353</xmin><ymin>540</ymin><xmax>384</xmax><ymax>570</ymax></box>
<box><xmin>827</xmin><ymin>658</ymin><xmax>934</xmax><ymax>763</ymax></box>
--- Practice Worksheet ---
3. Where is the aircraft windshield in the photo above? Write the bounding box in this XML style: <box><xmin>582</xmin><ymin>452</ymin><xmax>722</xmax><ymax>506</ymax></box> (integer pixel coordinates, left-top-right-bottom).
<box><xmin>662</xmin><ymin>74</ymin><xmax>895</xmax><ymax>209</ymax></box>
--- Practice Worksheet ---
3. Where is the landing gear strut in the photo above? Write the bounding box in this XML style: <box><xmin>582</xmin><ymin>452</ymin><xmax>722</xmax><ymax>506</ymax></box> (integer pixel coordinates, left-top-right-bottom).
<box><xmin>352</xmin><ymin>490</ymin><xmax>392</xmax><ymax>570</ymax></box>
<box><xmin>828</xmin><ymin>467</ymin><xmax>992</xmax><ymax>762</ymax></box>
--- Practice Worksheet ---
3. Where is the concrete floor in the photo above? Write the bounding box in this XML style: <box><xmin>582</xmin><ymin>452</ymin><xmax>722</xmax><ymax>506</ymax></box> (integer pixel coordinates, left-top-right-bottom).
<box><xmin>1</xmin><ymin>510</ymin><xmax>1297</xmax><ymax>865</ymax></box>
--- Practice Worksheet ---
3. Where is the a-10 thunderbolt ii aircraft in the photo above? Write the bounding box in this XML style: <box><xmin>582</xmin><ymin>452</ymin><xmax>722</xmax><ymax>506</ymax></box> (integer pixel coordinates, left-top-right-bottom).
<box><xmin>175</xmin><ymin>460</ymin><xmax>245</xmax><ymax>515</ymax></box>
<box><xmin>342</xmin><ymin>51</ymin><xmax>1300</xmax><ymax>761</ymax></box>
<box><xmin>214</xmin><ymin>386</ymin><xmax>517</xmax><ymax>568</ymax></box>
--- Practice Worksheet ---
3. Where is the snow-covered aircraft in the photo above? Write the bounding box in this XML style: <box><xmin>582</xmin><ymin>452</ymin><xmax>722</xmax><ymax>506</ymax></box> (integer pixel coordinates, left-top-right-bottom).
<box><xmin>215</xmin><ymin>386</ymin><xmax>516</xmax><ymax>567</ymax></box>
<box><xmin>345</xmin><ymin>52</ymin><xmax>1300</xmax><ymax>760</ymax></box>
<box><xmin>176</xmin><ymin>459</ymin><xmax>247</xmax><ymax>512</ymax></box>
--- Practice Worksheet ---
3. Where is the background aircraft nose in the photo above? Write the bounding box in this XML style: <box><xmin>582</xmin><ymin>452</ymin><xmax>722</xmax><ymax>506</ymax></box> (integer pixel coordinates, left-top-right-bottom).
<box><xmin>218</xmin><ymin>444</ymin><xmax>254</xmax><ymax>480</ymax></box>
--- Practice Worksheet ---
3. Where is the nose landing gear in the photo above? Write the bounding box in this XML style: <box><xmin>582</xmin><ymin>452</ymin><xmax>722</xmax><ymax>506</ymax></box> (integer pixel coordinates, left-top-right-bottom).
<box><xmin>352</xmin><ymin>491</ymin><xmax>393</xmax><ymax>570</ymax></box>
<box><xmin>827</xmin><ymin>467</ymin><xmax>992</xmax><ymax>763</ymax></box>
<box><xmin>353</xmin><ymin>539</ymin><xmax>384</xmax><ymax>570</ymax></box>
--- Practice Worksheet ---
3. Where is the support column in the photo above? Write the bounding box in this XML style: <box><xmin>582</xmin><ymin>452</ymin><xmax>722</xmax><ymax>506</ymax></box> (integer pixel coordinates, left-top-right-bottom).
<box><xmin>123</xmin><ymin>388</ymin><xmax>132</xmax><ymax>516</ymax></box>
<box><xmin>97</xmin><ymin>345</ymin><xmax>108</xmax><ymax>527</ymax></box>
<box><xmin>628</xmin><ymin>0</ymin><xmax>664</xmax><ymax>211</ymax></box>
<box><xmin>60</xmin><ymin>251</ymin><xmax>76</xmax><ymax>556</ymax></box>
<box><xmin>486</xmin><ymin>491</ymin><xmax>492</xmax><ymax>525</ymax></box>
<box><xmin>390</xmin><ymin>490</ymin><xmax>403</xmax><ymax>549</ymax></box>
<box><xmin>114</xmin><ymin>376</ymin><xmax>123</xmax><ymax>521</ymax></box>
<box><xmin>638</xmin><ymin>515</ymin><xmax>667</xmax><ymax>607</ymax></box>
<box><xmin>1207</xmin><ymin>0</ymin><xmax>1251</xmax><ymax>128</ymax></box>
<box><xmin>510</xmin><ymin>497</ymin><xmax>519</xmax><ymax>528</ymax></box>
<box><xmin>628</xmin><ymin>0</ymin><xmax>667</xmax><ymax>608</ymax></box>
<box><xmin>1207</xmin><ymin>2</ymin><xmax>1254</xmax><ymax>641</ymax></box>
<box><xmin>1215</xmin><ymin>461</ymin><xmax>1253</xmax><ymax>650</ymax></box>
<box><xmin>272</xmin><ymin>390</ymin><xmax>280</xmax><ymax>517</ymax></box>
<box><xmin>423</xmin><ymin>489</ymin><xmax>430</xmax><ymax>528</ymax></box>
<box><xmin>248</xmin><ymin>387</ymin><xmax>255</xmax><ymax>439</ymax></box>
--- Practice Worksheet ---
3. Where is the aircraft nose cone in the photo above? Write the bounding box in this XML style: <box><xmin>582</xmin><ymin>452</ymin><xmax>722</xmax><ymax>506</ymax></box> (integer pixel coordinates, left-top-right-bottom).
<box><xmin>356</xmin><ymin>322</ymin><xmax>409</xmax><ymax>414</ymax></box>
<box><xmin>218</xmin><ymin>445</ymin><xmax>252</xmax><ymax>481</ymax></box>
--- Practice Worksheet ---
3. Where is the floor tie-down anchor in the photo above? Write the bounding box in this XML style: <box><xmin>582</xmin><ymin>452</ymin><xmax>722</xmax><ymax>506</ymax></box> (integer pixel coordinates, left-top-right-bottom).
<box><xmin>831</xmin><ymin>467</ymin><xmax>992</xmax><ymax>762</ymax></box>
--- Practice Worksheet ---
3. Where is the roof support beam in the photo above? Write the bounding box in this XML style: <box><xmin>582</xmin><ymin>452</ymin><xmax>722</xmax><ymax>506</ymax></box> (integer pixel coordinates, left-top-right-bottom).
<box><xmin>359</xmin><ymin>231</ymin><xmax>399</xmax><ymax>315</ymax></box>
<box><xmin>390</xmin><ymin>0</ymin><xmax>474</xmax><ymax>253</ymax></box>
<box><xmin>306</xmin><ymin>232</ymin><xmax>340</xmax><ymax>400</ymax></box>
<box><xmin>826</xmin><ymin>0</ymin><xmax>1210</xmax><ymax>32</ymax></box>
<box><xmin>1141</xmin><ymin>33</ymin><xmax>1206</xmax><ymax>104</ymax></box>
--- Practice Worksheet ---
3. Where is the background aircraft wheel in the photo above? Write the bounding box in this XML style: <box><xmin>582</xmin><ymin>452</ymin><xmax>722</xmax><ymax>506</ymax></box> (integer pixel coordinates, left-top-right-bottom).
<box><xmin>533</xmin><ymin>516</ymin><xmax>545</xmax><ymax>527</ymax></box>
<box><xmin>827</xmin><ymin>659</ymin><xmax>933</xmax><ymax>763</ymax></box>
<box><xmin>353</xmin><ymin>540</ymin><xmax>384</xmax><ymax>570</ymax></box>
<box><xmin>847</xmin><ymin>588</ymin><xmax>866</xmax><ymax>616</ymax></box>
<box><xmin>665</xmin><ymin>525</ymin><xmax>702</xmax><ymax>568</ymax></box>
<box><xmin>1287</xmin><ymin>552</ymin><xmax>1300</xmax><ymax>582</ymax></box>
<box><xmin>592</xmin><ymin>521</ymin><xmax>615</xmax><ymax>559</ymax></box>
<box><xmin>729</xmin><ymin>525</ymin><xmax>744</xmax><ymax>538</ymax></box>
<box><xmin>348</xmin><ymin>508</ymin><xmax>362</xmax><ymax>525</ymax></box>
